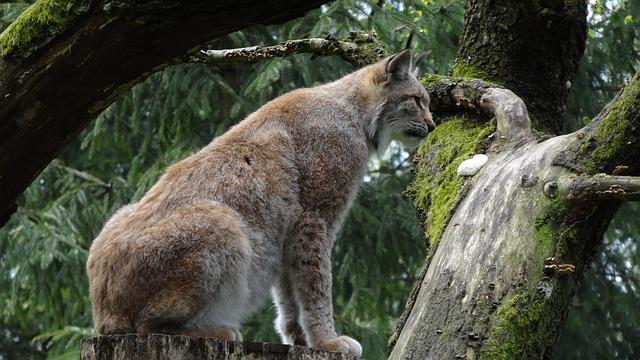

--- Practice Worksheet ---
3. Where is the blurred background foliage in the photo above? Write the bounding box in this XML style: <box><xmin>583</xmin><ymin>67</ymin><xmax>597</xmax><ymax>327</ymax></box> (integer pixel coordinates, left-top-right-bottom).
<box><xmin>0</xmin><ymin>0</ymin><xmax>638</xmax><ymax>359</ymax></box>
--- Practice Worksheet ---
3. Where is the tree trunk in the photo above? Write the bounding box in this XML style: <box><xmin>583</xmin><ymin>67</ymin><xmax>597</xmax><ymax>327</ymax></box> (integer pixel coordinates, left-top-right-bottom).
<box><xmin>0</xmin><ymin>0</ymin><xmax>329</xmax><ymax>225</ymax></box>
<box><xmin>390</xmin><ymin>1</ymin><xmax>639</xmax><ymax>358</ymax></box>
<box><xmin>80</xmin><ymin>335</ymin><xmax>357</xmax><ymax>360</ymax></box>
<box><xmin>454</xmin><ymin>0</ymin><xmax>587</xmax><ymax>134</ymax></box>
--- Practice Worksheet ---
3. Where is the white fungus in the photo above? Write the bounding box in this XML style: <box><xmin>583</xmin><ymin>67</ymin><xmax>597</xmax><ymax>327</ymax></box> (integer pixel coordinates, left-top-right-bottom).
<box><xmin>457</xmin><ymin>154</ymin><xmax>489</xmax><ymax>176</ymax></box>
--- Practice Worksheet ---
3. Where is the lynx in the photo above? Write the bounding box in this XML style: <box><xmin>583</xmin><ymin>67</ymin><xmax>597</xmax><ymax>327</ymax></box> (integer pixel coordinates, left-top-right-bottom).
<box><xmin>86</xmin><ymin>49</ymin><xmax>434</xmax><ymax>357</ymax></box>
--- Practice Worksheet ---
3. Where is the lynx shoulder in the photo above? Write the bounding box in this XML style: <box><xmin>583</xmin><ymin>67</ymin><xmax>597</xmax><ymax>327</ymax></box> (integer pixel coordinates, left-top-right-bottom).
<box><xmin>86</xmin><ymin>49</ymin><xmax>433</xmax><ymax>357</ymax></box>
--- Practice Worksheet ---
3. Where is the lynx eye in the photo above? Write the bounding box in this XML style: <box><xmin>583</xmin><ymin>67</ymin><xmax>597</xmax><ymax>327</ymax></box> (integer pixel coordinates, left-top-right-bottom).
<box><xmin>413</xmin><ymin>96</ymin><xmax>423</xmax><ymax>110</ymax></box>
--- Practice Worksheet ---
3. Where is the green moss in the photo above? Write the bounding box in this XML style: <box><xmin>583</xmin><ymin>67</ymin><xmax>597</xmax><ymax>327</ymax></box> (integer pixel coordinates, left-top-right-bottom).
<box><xmin>534</xmin><ymin>196</ymin><xmax>563</xmax><ymax>229</ymax></box>
<box><xmin>421</xmin><ymin>73</ymin><xmax>448</xmax><ymax>89</ymax></box>
<box><xmin>406</xmin><ymin>117</ymin><xmax>495</xmax><ymax>248</ymax></box>
<box><xmin>438</xmin><ymin>329</ymin><xmax>449</xmax><ymax>342</ymax></box>
<box><xmin>0</xmin><ymin>0</ymin><xmax>88</xmax><ymax>57</ymax></box>
<box><xmin>451</xmin><ymin>60</ymin><xmax>499</xmax><ymax>83</ymax></box>
<box><xmin>533</xmin><ymin>194</ymin><xmax>576</xmax><ymax>260</ymax></box>
<box><xmin>581</xmin><ymin>74</ymin><xmax>640</xmax><ymax>174</ymax></box>
<box><xmin>480</xmin><ymin>293</ymin><xmax>544</xmax><ymax>360</ymax></box>
<box><xmin>535</xmin><ymin>223</ymin><xmax>554</xmax><ymax>263</ymax></box>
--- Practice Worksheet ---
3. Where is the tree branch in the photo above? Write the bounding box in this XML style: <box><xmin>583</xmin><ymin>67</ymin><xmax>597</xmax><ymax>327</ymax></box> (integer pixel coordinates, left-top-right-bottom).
<box><xmin>196</xmin><ymin>32</ymin><xmax>386</xmax><ymax>67</ymax></box>
<box><xmin>422</xmin><ymin>75</ymin><xmax>496</xmax><ymax>114</ymax></box>
<box><xmin>50</xmin><ymin>160</ymin><xmax>111</xmax><ymax>189</ymax></box>
<box><xmin>554</xmin><ymin>71</ymin><xmax>640</xmax><ymax>176</ymax></box>
<box><xmin>0</xmin><ymin>0</ymin><xmax>332</xmax><ymax>225</ymax></box>
<box><xmin>562</xmin><ymin>174</ymin><xmax>640</xmax><ymax>201</ymax></box>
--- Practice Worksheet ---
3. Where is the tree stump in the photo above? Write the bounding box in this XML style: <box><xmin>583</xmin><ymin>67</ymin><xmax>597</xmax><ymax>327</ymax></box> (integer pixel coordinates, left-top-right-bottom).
<box><xmin>80</xmin><ymin>335</ymin><xmax>359</xmax><ymax>360</ymax></box>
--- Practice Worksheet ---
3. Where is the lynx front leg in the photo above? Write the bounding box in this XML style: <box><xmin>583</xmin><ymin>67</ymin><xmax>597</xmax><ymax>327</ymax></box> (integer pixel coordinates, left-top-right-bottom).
<box><xmin>286</xmin><ymin>212</ymin><xmax>362</xmax><ymax>357</ymax></box>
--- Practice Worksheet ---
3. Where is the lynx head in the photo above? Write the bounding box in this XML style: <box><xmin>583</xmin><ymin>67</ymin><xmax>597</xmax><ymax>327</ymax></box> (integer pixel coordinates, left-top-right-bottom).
<box><xmin>361</xmin><ymin>49</ymin><xmax>435</xmax><ymax>154</ymax></box>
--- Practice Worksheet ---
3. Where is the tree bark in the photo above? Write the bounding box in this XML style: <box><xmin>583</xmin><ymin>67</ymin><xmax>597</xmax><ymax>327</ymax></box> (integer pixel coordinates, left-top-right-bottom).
<box><xmin>80</xmin><ymin>335</ymin><xmax>358</xmax><ymax>360</ymax></box>
<box><xmin>387</xmin><ymin>0</ymin><xmax>640</xmax><ymax>358</ymax></box>
<box><xmin>562</xmin><ymin>174</ymin><xmax>640</xmax><ymax>202</ymax></box>
<box><xmin>0</xmin><ymin>0</ymin><xmax>329</xmax><ymax>225</ymax></box>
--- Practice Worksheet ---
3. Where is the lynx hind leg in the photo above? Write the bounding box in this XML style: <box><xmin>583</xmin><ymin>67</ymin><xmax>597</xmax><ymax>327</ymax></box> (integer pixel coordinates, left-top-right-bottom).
<box><xmin>273</xmin><ymin>276</ymin><xmax>306</xmax><ymax>346</ymax></box>
<box><xmin>134</xmin><ymin>201</ymin><xmax>251</xmax><ymax>339</ymax></box>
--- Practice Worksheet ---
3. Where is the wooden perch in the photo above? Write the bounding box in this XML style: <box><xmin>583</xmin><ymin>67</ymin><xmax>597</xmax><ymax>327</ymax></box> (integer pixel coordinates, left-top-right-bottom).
<box><xmin>196</xmin><ymin>32</ymin><xmax>386</xmax><ymax>67</ymax></box>
<box><xmin>562</xmin><ymin>174</ymin><xmax>640</xmax><ymax>201</ymax></box>
<box><xmin>80</xmin><ymin>335</ymin><xmax>359</xmax><ymax>360</ymax></box>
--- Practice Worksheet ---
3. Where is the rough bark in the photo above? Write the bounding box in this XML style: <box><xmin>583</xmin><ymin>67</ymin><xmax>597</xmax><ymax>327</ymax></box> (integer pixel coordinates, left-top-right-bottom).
<box><xmin>0</xmin><ymin>0</ymin><xmax>329</xmax><ymax>225</ymax></box>
<box><xmin>386</xmin><ymin>0</ymin><xmax>640</xmax><ymax>358</ymax></box>
<box><xmin>454</xmin><ymin>0</ymin><xmax>587</xmax><ymax>134</ymax></box>
<box><xmin>80</xmin><ymin>335</ymin><xmax>358</xmax><ymax>360</ymax></box>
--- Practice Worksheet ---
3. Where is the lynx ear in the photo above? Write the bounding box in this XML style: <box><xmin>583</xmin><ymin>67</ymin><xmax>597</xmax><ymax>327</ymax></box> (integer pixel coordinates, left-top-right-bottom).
<box><xmin>386</xmin><ymin>49</ymin><xmax>412</xmax><ymax>81</ymax></box>
<box><xmin>412</xmin><ymin>52</ymin><xmax>428</xmax><ymax>76</ymax></box>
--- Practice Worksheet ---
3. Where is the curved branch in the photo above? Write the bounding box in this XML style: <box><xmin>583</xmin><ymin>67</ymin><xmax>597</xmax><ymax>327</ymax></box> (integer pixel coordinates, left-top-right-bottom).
<box><xmin>479</xmin><ymin>88</ymin><xmax>533</xmax><ymax>145</ymax></box>
<box><xmin>423</xmin><ymin>75</ymin><xmax>533</xmax><ymax>144</ymax></box>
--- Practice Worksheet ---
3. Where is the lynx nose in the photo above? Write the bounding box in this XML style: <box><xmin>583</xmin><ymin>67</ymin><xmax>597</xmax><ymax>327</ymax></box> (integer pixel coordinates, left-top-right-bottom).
<box><xmin>424</xmin><ymin>112</ymin><xmax>436</xmax><ymax>131</ymax></box>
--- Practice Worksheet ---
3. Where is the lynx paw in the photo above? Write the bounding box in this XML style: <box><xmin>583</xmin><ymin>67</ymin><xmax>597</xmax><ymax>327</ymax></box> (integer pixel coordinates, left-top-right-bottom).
<box><xmin>316</xmin><ymin>336</ymin><xmax>362</xmax><ymax>357</ymax></box>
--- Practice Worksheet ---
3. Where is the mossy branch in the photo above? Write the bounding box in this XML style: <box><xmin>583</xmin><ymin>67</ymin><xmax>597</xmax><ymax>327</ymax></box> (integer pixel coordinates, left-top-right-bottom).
<box><xmin>562</xmin><ymin>174</ymin><xmax>640</xmax><ymax>201</ymax></box>
<box><xmin>195</xmin><ymin>32</ymin><xmax>386</xmax><ymax>67</ymax></box>
<box><xmin>554</xmin><ymin>71</ymin><xmax>640</xmax><ymax>176</ymax></box>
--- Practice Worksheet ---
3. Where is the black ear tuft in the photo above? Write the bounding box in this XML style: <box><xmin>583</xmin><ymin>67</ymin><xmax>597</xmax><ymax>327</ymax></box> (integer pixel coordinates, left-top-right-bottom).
<box><xmin>386</xmin><ymin>49</ymin><xmax>412</xmax><ymax>81</ymax></box>
<box><xmin>404</xmin><ymin>30</ymin><xmax>415</xmax><ymax>50</ymax></box>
